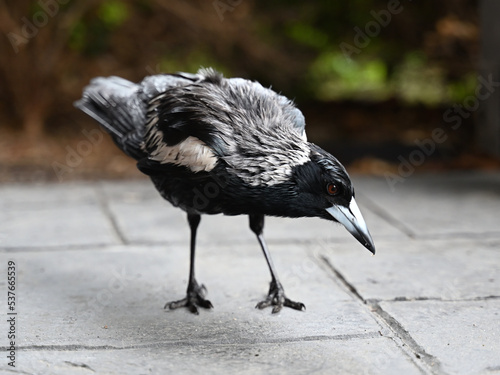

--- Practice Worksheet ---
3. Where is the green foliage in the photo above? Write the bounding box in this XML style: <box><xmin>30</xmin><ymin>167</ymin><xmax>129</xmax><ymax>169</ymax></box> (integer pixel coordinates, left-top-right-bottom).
<box><xmin>68</xmin><ymin>0</ymin><xmax>130</xmax><ymax>56</ymax></box>
<box><xmin>391</xmin><ymin>52</ymin><xmax>447</xmax><ymax>106</ymax></box>
<box><xmin>285</xmin><ymin>23</ymin><xmax>328</xmax><ymax>50</ymax></box>
<box><xmin>68</xmin><ymin>21</ymin><xmax>87</xmax><ymax>52</ymax></box>
<box><xmin>97</xmin><ymin>0</ymin><xmax>129</xmax><ymax>27</ymax></box>
<box><xmin>307</xmin><ymin>50</ymin><xmax>477</xmax><ymax>105</ymax></box>
<box><xmin>447</xmin><ymin>73</ymin><xmax>477</xmax><ymax>103</ymax></box>
<box><xmin>308</xmin><ymin>52</ymin><xmax>389</xmax><ymax>101</ymax></box>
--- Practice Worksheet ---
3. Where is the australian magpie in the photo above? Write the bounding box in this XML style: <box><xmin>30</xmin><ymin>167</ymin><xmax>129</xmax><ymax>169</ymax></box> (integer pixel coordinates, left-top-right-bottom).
<box><xmin>75</xmin><ymin>68</ymin><xmax>375</xmax><ymax>314</ymax></box>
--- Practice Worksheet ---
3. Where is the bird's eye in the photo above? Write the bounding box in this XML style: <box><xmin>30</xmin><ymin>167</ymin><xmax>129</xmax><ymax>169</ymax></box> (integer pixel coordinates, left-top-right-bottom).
<box><xmin>326</xmin><ymin>183</ymin><xmax>340</xmax><ymax>196</ymax></box>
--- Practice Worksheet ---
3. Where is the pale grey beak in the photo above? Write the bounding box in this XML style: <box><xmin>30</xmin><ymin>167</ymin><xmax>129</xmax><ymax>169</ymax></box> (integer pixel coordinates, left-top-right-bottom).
<box><xmin>326</xmin><ymin>198</ymin><xmax>375</xmax><ymax>254</ymax></box>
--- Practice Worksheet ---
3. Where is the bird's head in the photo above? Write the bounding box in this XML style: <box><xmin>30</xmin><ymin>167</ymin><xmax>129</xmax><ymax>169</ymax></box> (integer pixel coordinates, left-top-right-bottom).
<box><xmin>292</xmin><ymin>145</ymin><xmax>375</xmax><ymax>254</ymax></box>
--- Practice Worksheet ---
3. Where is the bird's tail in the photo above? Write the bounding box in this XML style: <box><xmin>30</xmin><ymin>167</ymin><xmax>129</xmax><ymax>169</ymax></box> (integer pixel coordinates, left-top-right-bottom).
<box><xmin>74</xmin><ymin>76</ymin><xmax>147</xmax><ymax>160</ymax></box>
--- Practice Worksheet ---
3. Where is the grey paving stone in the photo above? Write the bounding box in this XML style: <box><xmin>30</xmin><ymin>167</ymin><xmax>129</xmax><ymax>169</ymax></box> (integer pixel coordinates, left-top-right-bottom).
<box><xmin>380</xmin><ymin>299</ymin><xmax>500</xmax><ymax>375</ymax></box>
<box><xmin>99</xmin><ymin>179</ymin><xmax>158</xmax><ymax>203</ymax></box>
<box><xmin>0</xmin><ymin>182</ymin><xmax>100</xmax><ymax>208</ymax></box>
<box><xmin>353</xmin><ymin>173</ymin><xmax>500</xmax><ymax>238</ymax></box>
<box><xmin>319</xmin><ymin>238</ymin><xmax>500</xmax><ymax>301</ymax></box>
<box><xmin>0</xmin><ymin>203</ymin><xmax>119</xmax><ymax>248</ymax></box>
<box><xmin>14</xmin><ymin>337</ymin><xmax>421</xmax><ymax>375</ymax></box>
<box><xmin>3</xmin><ymin>174</ymin><xmax>499</xmax><ymax>375</ymax></box>
<box><xmin>13</xmin><ymin>244</ymin><xmax>382</xmax><ymax>349</ymax></box>
<box><xmin>106</xmin><ymin>199</ymin><xmax>190</xmax><ymax>244</ymax></box>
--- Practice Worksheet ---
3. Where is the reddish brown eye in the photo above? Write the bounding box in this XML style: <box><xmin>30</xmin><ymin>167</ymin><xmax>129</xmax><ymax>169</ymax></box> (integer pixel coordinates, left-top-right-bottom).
<box><xmin>327</xmin><ymin>183</ymin><xmax>339</xmax><ymax>195</ymax></box>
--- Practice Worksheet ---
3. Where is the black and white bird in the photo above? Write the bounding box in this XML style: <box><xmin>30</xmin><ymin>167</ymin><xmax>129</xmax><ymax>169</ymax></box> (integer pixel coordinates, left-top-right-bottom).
<box><xmin>75</xmin><ymin>68</ymin><xmax>375</xmax><ymax>314</ymax></box>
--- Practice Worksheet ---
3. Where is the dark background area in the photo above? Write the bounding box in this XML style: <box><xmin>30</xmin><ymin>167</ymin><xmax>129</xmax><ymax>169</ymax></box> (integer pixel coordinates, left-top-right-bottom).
<box><xmin>0</xmin><ymin>0</ymin><xmax>497</xmax><ymax>183</ymax></box>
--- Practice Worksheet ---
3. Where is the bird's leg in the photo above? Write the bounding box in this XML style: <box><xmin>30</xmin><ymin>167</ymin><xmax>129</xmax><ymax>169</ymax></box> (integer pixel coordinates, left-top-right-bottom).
<box><xmin>249</xmin><ymin>214</ymin><xmax>305</xmax><ymax>314</ymax></box>
<box><xmin>164</xmin><ymin>213</ymin><xmax>213</xmax><ymax>314</ymax></box>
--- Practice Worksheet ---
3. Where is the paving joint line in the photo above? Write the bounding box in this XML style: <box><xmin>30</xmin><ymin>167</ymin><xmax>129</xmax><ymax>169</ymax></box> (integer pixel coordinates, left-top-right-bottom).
<box><xmin>357</xmin><ymin>192</ymin><xmax>416</xmax><ymax>239</ymax></box>
<box><xmin>367</xmin><ymin>303</ymin><xmax>445</xmax><ymax>375</ymax></box>
<box><xmin>0</xmin><ymin>243</ymin><xmax>120</xmax><ymax>253</ymax></box>
<box><xmin>372</xmin><ymin>296</ymin><xmax>500</xmax><ymax>303</ymax></box>
<box><xmin>95</xmin><ymin>185</ymin><xmax>128</xmax><ymax>245</ymax></box>
<box><xmin>0</xmin><ymin>238</ymin><xmax>390</xmax><ymax>253</ymax></box>
<box><xmin>0</xmin><ymin>332</ymin><xmax>382</xmax><ymax>353</ymax></box>
<box><xmin>412</xmin><ymin>232</ymin><xmax>500</xmax><ymax>241</ymax></box>
<box><xmin>319</xmin><ymin>255</ymin><xmax>445</xmax><ymax>375</ymax></box>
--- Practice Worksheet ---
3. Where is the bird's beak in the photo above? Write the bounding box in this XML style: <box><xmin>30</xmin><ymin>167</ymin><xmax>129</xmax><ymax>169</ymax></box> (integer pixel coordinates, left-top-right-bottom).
<box><xmin>326</xmin><ymin>198</ymin><xmax>375</xmax><ymax>254</ymax></box>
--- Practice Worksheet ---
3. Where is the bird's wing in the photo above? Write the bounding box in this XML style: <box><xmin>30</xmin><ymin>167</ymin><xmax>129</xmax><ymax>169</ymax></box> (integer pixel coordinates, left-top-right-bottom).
<box><xmin>138</xmin><ymin>68</ymin><xmax>308</xmax><ymax>176</ymax></box>
<box><xmin>138</xmin><ymin>69</ymin><xmax>224</xmax><ymax>175</ymax></box>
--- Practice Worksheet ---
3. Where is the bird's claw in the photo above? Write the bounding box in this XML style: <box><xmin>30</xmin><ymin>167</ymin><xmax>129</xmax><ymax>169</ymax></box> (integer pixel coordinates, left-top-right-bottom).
<box><xmin>255</xmin><ymin>280</ymin><xmax>305</xmax><ymax>314</ymax></box>
<box><xmin>256</xmin><ymin>297</ymin><xmax>306</xmax><ymax>314</ymax></box>
<box><xmin>164</xmin><ymin>283</ymin><xmax>213</xmax><ymax>315</ymax></box>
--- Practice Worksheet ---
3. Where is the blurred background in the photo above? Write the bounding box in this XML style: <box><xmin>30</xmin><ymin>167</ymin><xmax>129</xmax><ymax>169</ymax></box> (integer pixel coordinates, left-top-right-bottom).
<box><xmin>1</xmin><ymin>0</ymin><xmax>498</xmax><ymax>183</ymax></box>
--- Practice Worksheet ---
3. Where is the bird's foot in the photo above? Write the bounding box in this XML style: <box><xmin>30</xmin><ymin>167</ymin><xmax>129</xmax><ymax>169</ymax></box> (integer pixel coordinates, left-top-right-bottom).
<box><xmin>164</xmin><ymin>282</ymin><xmax>213</xmax><ymax>315</ymax></box>
<box><xmin>255</xmin><ymin>280</ymin><xmax>305</xmax><ymax>314</ymax></box>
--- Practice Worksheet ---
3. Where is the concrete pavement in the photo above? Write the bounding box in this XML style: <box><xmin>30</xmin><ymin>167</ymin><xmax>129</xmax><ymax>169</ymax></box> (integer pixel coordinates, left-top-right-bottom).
<box><xmin>0</xmin><ymin>172</ymin><xmax>499</xmax><ymax>374</ymax></box>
